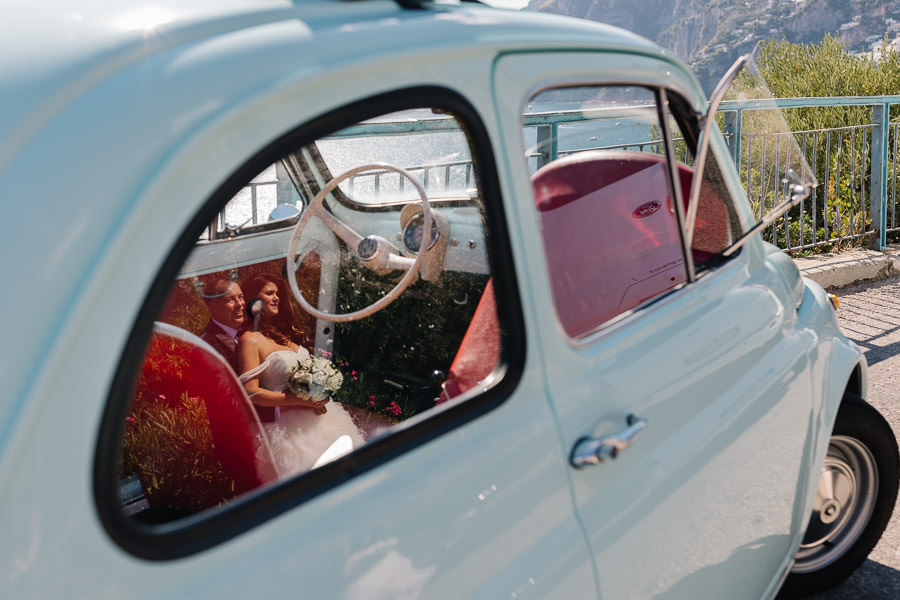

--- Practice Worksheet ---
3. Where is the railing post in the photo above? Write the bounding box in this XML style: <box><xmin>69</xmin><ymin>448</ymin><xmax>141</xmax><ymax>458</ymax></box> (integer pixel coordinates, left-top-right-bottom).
<box><xmin>723</xmin><ymin>109</ymin><xmax>742</xmax><ymax>174</ymax></box>
<box><xmin>871</xmin><ymin>103</ymin><xmax>889</xmax><ymax>251</ymax></box>
<box><xmin>276</xmin><ymin>161</ymin><xmax>294</xmax><ymax>206</ymax></box>
<box><xmin>550</xmin><ymin>123</ymin><xmax>560</xmax><ymax>163</ymax></box>
<box><xmin>536</xmin><ymin>124</ymin><xmax>552</xmax><ymax>170</ymax></box>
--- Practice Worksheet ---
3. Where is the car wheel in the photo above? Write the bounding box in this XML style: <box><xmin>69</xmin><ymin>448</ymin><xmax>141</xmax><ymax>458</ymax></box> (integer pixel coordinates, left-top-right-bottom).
<box><xmin>779</xmin><ymin>393</ymin><xmax>899</xmax><ymax>598</ymax></box>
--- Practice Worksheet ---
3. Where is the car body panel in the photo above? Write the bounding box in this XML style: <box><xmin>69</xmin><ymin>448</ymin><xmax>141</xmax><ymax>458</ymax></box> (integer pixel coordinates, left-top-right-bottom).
<box><xmin>492</xmin><ymin>50</ymin><xmax>862</xmax><ymax>597</ymax></box>
<box><xmin>0</xmin><ymin>1</ymin><xmax>869</xmax><ymax>598</ymax></box>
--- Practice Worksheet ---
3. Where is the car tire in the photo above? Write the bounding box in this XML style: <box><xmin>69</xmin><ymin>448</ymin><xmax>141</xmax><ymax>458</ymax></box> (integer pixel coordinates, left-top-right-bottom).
<box><xmin>779</xmin><ymin>393</ymin><xmax>899</xmax><ymax>598</ymax></box>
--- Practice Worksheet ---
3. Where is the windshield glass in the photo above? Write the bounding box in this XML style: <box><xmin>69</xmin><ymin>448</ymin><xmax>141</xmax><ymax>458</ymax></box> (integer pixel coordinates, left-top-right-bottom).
<box><xmin>705</xmin><ymin>45</ymin><xmax>817</xmax><ymax>256</ymax></box>
<box><xmin>316</xmin><ymin>110</ymin><xmax>476</xmax><ymax>205</ymax></box>
<box><xmin>724</xmin><ymin>46</ymin><xmax>817</xmax><ymax>190</ymax></box>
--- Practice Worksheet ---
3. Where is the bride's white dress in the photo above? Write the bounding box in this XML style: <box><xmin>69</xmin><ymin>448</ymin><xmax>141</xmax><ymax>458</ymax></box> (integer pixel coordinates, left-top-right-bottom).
<box><xmin>240</xmin><ymin>347</ymin><xmax>365</xmax><ymax>477</ymax></box>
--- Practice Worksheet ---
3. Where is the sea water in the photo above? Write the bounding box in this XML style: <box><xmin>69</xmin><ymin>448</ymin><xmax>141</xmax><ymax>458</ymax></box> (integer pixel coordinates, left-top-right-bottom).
<box><xmin>220</xmin><ymin>105</ymin><xmax>652</xmax><ymax>230</ymax></box>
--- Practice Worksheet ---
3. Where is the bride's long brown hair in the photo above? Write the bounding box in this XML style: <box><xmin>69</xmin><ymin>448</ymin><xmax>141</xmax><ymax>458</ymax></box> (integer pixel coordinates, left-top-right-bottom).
<box><xmin>242</xmin><ymin>272</ymin><xmax>311</xmax><ymax>349</ymax></box>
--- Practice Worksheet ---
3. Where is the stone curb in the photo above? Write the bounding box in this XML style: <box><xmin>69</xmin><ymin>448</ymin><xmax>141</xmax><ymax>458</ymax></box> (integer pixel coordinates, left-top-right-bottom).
<box><xmin>793</xmin><ymin>244</ymin><xmax>900</xmax><ymax>290</ymax></box>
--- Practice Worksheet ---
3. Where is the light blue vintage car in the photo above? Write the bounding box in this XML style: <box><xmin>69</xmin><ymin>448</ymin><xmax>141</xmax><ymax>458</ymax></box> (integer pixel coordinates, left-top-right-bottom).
<box><xmin>1</xmin><ymin>0</ymin><xmax>897</xmax><ymax>598</ymax></box>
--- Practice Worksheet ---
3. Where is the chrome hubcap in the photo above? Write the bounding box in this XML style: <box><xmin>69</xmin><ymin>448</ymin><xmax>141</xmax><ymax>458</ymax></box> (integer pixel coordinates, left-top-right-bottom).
<box><xmin>792</xmin><ymin>436</ymin><xmax>878</xmax><ymax>573</ymax></box>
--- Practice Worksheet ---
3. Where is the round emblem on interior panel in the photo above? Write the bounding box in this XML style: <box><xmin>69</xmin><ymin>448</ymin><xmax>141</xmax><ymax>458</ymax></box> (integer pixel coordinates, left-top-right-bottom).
<box><xmin>632</xmin><ymin>200</ymin><xmax>662</xmax><ymax>219</ymax></box>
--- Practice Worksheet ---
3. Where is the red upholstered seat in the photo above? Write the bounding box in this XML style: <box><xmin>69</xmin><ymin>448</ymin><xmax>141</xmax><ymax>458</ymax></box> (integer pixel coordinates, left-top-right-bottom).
<box><xmin>438</xmin><ymin>279</ymin><xmax>501</xmax><ymax>403</ymax></box>
<box><xmin>531</xmin><ymin>150</ymin><xmax>687</xmax><ymax>338</ymax></box>
<box><xmin>439</xmin><ymin>150</ymin><xmax>728</xmax><ymax>398</ymax></box>
<box><xmin>128</xmin><ymin>323</ymin><xmax>278</xmax><ymax>513</ymax></box>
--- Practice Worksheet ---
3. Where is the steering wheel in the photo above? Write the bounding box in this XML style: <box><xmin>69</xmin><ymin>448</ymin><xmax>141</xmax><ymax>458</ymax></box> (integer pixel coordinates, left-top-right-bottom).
<box><xmin>286</xmin><ymin>163</ymin><xmax>432</xmax><ymax>322</ymax></box>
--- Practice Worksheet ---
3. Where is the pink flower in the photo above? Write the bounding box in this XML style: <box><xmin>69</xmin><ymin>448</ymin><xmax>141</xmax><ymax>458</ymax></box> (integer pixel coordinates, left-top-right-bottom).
<box><xmin>351</xmin><ymin>370</ymin><xmax>357</xmax><ymax>376</ymax></box>
<box><xmin>125</xmin><ymin>416</ymin><xmax>137</xmax><ymax>426</ymax></box>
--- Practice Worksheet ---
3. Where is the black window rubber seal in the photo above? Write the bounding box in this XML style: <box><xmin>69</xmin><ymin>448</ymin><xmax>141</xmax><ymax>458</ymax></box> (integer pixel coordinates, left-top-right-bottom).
<box><xmin>93</xmin><ymin>85</ymin><xmax>527</xmax><ymax>561</ymax></box>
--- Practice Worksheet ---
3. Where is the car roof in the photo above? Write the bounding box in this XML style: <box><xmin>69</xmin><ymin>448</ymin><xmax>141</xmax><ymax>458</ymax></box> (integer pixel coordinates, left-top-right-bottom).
<box><xmin>0</xmin><ymin>0</ymin><xmax>676</xmax><ymax>159</ymax></box>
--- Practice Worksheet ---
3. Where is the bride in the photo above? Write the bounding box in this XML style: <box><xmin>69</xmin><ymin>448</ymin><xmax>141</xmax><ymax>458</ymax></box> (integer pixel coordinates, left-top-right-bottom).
<box><xmin>237</xmin><ymin>272</ymin><xmax>365</xmax><ymax>477</ymax></box>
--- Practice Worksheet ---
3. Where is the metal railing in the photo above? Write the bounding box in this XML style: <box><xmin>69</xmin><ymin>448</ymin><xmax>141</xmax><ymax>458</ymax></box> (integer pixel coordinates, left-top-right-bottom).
<box><xmin>226</xmin><ymin>97</ymin><xmax>900</xmax><ymax>253</ymax></box>
<box><xmin>526</xmin><ymin>98</ymin><xmax>900</xmax><ymax>253</ymax></box>
<box><xmin>343</xmin><ymin>160</ymin><xmax>476</xmax><ymax>198</ymax></box>
<box><xmin>720</xmin><ymin>96</ymin><xmax>900</xmax><ymax>252</ymax></box>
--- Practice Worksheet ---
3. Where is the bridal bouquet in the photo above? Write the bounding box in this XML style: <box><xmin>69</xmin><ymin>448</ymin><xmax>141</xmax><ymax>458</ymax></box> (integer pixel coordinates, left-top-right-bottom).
<box><xmin>287</xmin><ymin>355</ymin><xmax>344</xmax><ymax>401</ymax></box>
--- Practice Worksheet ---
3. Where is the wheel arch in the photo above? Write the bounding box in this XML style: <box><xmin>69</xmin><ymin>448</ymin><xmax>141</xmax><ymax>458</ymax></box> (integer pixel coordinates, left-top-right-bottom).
<box><xmin>819</xmin><ymin>337</ymin><xmax>868</xmax><ymax>475</ymax></box>
<box><xmin>844</xmin><ymin>359</ymin><xmax>865</xmax><ymax>400</ymax></box>
<box><xmin>785</xmin><ymin>320</ymin><xmax>866</xmax><ymax>550</ymax></box>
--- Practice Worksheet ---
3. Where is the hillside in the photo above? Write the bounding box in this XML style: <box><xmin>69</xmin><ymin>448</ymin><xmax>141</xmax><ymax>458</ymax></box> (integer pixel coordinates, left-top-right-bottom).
<box><xmin>526</xmin><ymin>0</ymin><xmax>900</xmax><ymax>93</ymax></box>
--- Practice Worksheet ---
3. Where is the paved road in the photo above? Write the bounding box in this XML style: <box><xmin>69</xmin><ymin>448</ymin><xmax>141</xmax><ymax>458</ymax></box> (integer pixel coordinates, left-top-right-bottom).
<box><xmin>806</xmin><ymin>274</ymin><xmax>900</xmax><ymax>599</ymax></box>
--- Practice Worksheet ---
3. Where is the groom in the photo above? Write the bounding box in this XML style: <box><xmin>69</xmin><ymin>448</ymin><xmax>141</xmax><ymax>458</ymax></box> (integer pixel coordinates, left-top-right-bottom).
<box><xmin>200</xmin><ymin>277</ymin><xmax>246</xmax><ymax>373</ymax></box>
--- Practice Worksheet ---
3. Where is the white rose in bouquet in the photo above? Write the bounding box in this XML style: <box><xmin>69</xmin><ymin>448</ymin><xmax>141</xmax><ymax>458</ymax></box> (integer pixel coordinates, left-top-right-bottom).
<box><xmin>287</xmin><ymin>355</ymin><xmax>344</xmax><ymax>401</ymax></box>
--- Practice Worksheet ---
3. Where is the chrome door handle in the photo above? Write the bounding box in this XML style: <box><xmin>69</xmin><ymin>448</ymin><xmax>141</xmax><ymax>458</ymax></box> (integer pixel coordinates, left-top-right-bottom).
<box><xmin>570</xmin><ymin>415</ymin><xmax>647</xmax><ymax>468</ymax></box>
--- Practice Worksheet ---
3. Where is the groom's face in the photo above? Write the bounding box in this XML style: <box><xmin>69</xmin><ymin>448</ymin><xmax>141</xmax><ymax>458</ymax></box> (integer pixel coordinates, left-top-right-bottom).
<box><xmin>207</xmin><ymin>281</ymin><xmax>246</xmax><ymax>330</ymax></box>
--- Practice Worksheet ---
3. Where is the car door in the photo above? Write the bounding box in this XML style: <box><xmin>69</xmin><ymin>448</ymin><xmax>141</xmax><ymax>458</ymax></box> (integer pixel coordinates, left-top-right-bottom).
<box><xmin>71</xmin><ymin>85</ymin><xmax>600</xmax><ymax>597</ymax></box>
<box><xmin>494</xmin><ymin>52</ymin><xmax>819</xmax><ymax>599</ymax></box>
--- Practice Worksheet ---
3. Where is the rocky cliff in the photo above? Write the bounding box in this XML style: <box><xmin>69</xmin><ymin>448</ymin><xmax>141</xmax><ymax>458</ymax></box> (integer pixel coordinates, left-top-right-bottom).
<box><xmin>526</xmin><ymin>0</ymin><xmax>900</xmax><ymax>93</ymax></box>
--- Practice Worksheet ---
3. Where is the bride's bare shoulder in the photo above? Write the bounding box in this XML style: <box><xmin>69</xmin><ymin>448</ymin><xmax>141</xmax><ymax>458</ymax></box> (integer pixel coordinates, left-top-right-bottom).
<box><xmin>239</xmin><ymin>331</ymin><xmax>266</xmax><ymax>346</ymax></box>
<box><xmin>239</xmin><ymin>332</ymin><xmax>288</xmax><ymax>356</ymax></box>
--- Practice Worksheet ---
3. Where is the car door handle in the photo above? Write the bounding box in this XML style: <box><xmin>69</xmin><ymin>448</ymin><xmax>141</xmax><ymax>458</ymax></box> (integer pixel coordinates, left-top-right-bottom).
<box><xmin>570</xmin><ymin>415</ymin><xmax>647</xmax><ymax>468</ymax></box>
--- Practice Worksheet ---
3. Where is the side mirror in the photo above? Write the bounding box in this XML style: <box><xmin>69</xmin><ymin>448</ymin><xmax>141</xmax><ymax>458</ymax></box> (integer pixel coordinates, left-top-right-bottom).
<box><xmin>268</xmin><ymin>204</ymin><xmax>300</xmax><ymax>222</ymax></box>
